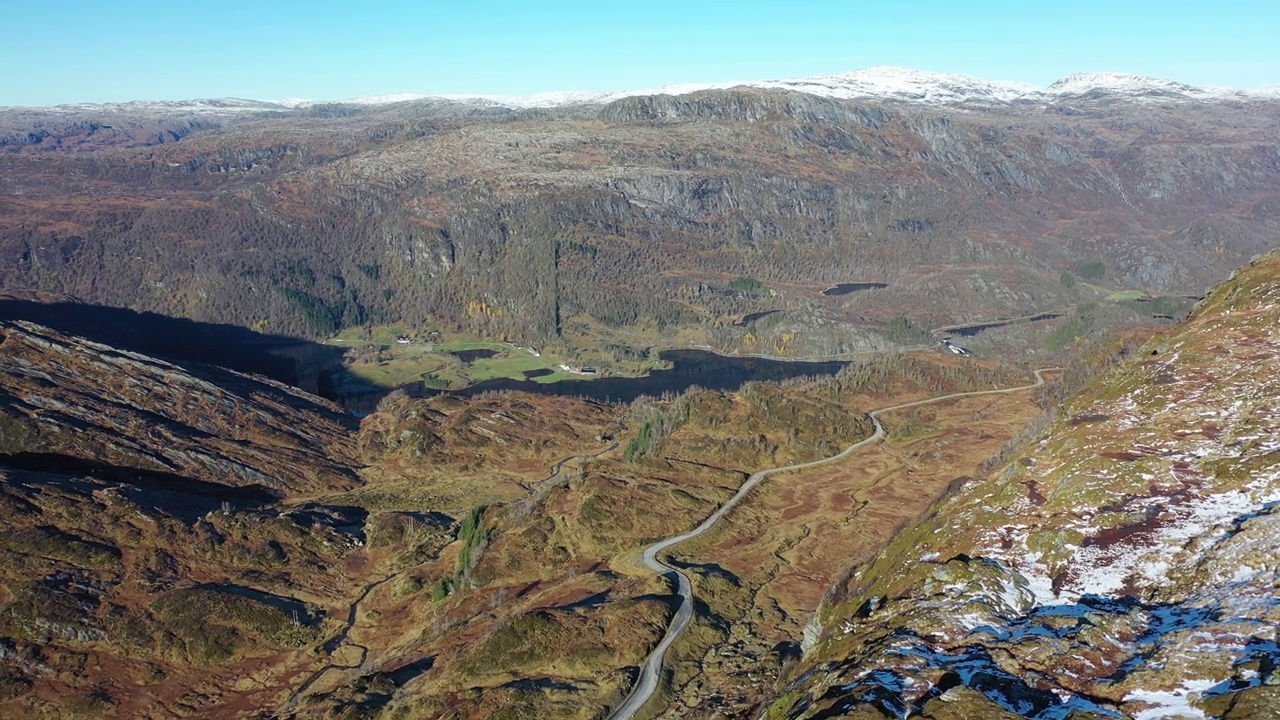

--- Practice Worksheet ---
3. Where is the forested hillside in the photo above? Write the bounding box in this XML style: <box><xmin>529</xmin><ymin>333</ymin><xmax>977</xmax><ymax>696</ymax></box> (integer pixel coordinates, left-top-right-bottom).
<box><xmin>3</xmin><ymin>89</ymin><xmax>1277</xmax><ymax>353</ymax></box>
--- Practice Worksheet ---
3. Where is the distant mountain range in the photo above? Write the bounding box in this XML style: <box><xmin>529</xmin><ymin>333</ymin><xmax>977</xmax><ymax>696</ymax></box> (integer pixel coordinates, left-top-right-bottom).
<box><xmin>3</xmin><ymin>62</ymin><xmax>1279</xmax><ymax>358</ymax></box>
<box><xmin>12</xmin><ymin>66</ymin><xmax>1280</xmax><ymax>114</ymax></box>
<box><xmin>419</xmin><ymin>67</ymin><xmax>1280</xmax><ymax>109</ymax></box>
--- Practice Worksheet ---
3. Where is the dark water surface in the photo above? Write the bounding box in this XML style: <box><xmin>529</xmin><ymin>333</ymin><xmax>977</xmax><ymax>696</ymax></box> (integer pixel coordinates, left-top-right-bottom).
<box><xmin>406</xmin><ymin>349</ymin><xmax>850</xmax><ymax>404</ymax></box>
<box><xmin>821</xmin><ymin>282</ymin><xmax>889</xmax><ymax>296</ymax></box>
<box><xmin>945</xmin><ymin>313</ymin><xmax>1064</xmax><ymax>337</ymax></box>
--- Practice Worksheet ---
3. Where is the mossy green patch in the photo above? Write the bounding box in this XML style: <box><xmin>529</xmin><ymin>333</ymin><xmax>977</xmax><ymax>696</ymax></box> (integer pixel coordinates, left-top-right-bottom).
<box><xmin>151</xmin><ymin>586</ymin><xmax>320</xmax><ymax>665</ymax></box>
<box><xmin>0</xmin><ymin>526</ymin><xmax>120</xmax><ymax>571</ymax></box>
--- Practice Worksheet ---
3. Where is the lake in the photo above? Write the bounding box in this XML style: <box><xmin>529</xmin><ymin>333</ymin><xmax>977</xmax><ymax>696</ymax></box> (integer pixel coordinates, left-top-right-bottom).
<box><xmin>403</xmin><ymin>349</ymin><xmax>850</xmax><ymax>404</ymax></box>
<box><xmin>821</xmin><ymin>282</ymin><xmax>889</xmax><ymax>296</ymax></box>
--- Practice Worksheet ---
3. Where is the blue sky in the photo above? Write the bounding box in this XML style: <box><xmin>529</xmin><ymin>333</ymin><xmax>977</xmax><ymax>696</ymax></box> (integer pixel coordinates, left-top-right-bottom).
<box><xmin>4</xmin><ymin>0</ymin><xmax>1278</xmax><ymax>105</ymax></box>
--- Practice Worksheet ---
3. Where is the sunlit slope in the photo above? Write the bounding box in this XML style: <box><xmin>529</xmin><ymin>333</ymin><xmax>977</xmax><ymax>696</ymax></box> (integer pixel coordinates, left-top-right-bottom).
<box><xmin>775</xmin><ymin>249</ymin><xmax>1280</xmax><ymax>719</ymax></box>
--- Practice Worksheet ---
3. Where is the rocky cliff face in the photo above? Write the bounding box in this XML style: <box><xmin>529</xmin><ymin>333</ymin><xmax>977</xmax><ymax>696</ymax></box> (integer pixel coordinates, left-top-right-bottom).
<box><xmin>0</xmin><ymin>318</ymin><xmax>375</xmax><ymax>718</ymax></box>
<box><xmin>1</xmin><ymin>87</ymin><xmax>1277</xmax><ymax>351</ymax></box>
<box><xmin>0</xmin><ymin>319</ymin><xmax>359</xmax><ymax>494</ymax></box>
<box><xmin>772</xmin><ymin>250</ymin><xmax>1280</xmax><ymax>718</ymax></box>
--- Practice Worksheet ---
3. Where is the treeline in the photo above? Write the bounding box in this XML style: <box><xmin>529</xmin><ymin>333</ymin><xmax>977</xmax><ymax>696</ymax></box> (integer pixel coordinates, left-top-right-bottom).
<box><xmin>807</xmin><ymin>354</ymin><xmax>1029</xmax><ymax>399</ymax></box>
<box><xmin>623</xmin><ymin>389</ymin><xmax>696</xmax><ymax>461</ymax></box>
<box><xmin>432</xmin><ymin>506</ymin><xmax>490</xmax><ymax>599</ymax></box>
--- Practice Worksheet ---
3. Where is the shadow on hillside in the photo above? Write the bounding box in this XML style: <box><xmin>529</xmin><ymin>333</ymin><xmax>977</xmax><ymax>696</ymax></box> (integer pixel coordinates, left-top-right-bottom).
<box><xmin>1</xmin><ymin>452</ymin><xmax>282</xmax><ymax>519</ymax></box>
<box><xmin>200</xmin><ymin>583</ymin><xmax>324</xmax><ymax>626</ymax></box>
<box><xmin>669</xmin><ymin>558</ymin><xmax>742</xmax><ymax>587</ymax></box>
<box><xmin>0</xmin><ymin>298</ymin><xmax>853</xmax><ymax>408</ymax></box>
<box><xmin>387</xmin><ymin>656</ymin><xmax>437</xmax><ymax>687</ymax></box>
<box><xmin>0</xmin><ymin>297</ymin><xmax>348</xmax><ymax>397</ymax></box>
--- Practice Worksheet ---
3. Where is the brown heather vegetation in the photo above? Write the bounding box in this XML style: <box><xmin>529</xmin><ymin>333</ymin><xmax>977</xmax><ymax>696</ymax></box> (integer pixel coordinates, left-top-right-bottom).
<box><xmin>0</xmin><ymin>300</ymin><xmax>1117</xmax><ymax>718</ymax></box>
<box><xmin>767</xmin><ymin>249</ymin><xmax>1280</xmax><ymax>719</ymax></box>
<box><xmin>2</xmin><ymin>86</ymin><xmax>1278</xmax><ymax>719</ymax></box>
<box><xmin>304</xmin><ymin>353</ymin><xmax>1056</xmax><ymax>719</ymax></box>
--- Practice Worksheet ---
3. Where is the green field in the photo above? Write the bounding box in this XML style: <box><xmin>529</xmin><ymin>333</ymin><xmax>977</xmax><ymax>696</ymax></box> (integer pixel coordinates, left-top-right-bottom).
<box><xmin>1077</xmin><ymin>281</ymin><xmax>1149</xmax><ymax>302</ymax></box>
<box><xmin>326</xmin><ymin>328</ymin><xmax>658</xmax><ymax>392</ymax></box>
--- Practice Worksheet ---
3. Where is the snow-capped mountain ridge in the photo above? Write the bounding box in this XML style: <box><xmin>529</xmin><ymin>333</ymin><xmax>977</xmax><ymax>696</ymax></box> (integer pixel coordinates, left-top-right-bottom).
<box><xmin>1046</xmin><ymin>71</ymin><xmax>1234</xmax><ymax>98</ymax></box>
<box><xmin>325</xmin><ymin>66</ymin><xmax>1280</xmax><ymax>108</ymax></box>
<box><xmin>11</xmin><ymin>67</ymin><xmax>1277</xmax><ymax>113</ymax></box>
<box><xmin>727</xmin><ymin>66</ymin><xmax>1038</xmax><ymax>104</ymax></box>
<box><xmin>19</xmin><ymin>97</ymin><xmax>294</xmax><ymax>116</ymax></box>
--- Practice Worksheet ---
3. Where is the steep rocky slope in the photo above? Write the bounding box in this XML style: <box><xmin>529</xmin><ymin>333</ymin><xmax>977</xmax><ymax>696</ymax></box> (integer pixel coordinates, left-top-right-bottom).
<box><xmin>773</xmin><ymin>250</ymin><xmax>1280</xmax><ymax>718</ymax></box>
<box><xmin>1</xmin><ymin>79</ymin><xmax>1276</xmax><ymax>355</ymax></box>
<box><xmin>0</xmin><ymin>313</ymin><xmax>670</xmax><ymax>718</ymax></box>
<box><xmin>0</xmin><ymin>319</ymin><xmax>359</xmax><ymax>494</ymax></box>
<box><xmin>0</xmin><ymin>318</ymin><xmax>371</xmax><ymax>718</ymax></box>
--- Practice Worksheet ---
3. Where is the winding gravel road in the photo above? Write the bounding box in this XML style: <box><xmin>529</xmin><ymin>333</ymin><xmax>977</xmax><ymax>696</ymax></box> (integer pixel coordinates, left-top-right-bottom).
<box><xmin>606</xmin><ymin>368</ymin><xmax>1059</xmax><ymax>720</ymax></box>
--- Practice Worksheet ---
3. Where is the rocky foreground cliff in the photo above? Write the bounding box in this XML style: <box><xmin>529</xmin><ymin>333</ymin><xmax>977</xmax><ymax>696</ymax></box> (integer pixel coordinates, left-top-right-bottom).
<box><xmin>0</xmin><ymin>319</ymin><xmax>359</xmax><ymax>493</ymax></box>
<box><xmin>0</xmin><ymin>318</ymin><xmax>371</xmax><ymax>717</ymax></box>
<box><xmin>773</xmin><ymin>250</ymin><xmax>1280</xmax><ymax>718</ymax></box>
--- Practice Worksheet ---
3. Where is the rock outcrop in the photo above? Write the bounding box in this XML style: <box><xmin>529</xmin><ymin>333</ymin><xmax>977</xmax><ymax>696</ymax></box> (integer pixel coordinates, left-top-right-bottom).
<box><xmin>0</xmin><ymin>319</ymin><xmax>359</xmax><ymax>494</ymax></box>
<box><xmin>0</xmin><ymin>319</ymin><xmax>376</xmax><ymax>717</ymax></box>
<box><xmin>773</xmin><ymin>251</ymin><xmax>1280</xmax><ymax>718</ymax></box>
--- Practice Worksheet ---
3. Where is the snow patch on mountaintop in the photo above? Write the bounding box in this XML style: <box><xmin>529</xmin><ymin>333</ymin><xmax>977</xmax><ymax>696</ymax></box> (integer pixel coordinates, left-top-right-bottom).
<box><xmin>346</xmin><ymin>66</ymin><xmax>1279</xmax><ymax>109</ymax></box>
<box><xmin>435</xmin><ymin>89</ymin><xmax>630</xmax><ymax>108</ymax></box>
<box><xmin>1044</xmin><ymin>72</ymin><xmax>1257</xmax><ymax>100</ymax></box>
<box><xmin>351</xmin><ymin>67</ymin><xmax>1038</xmax><ymax>108</ymax></box>
<box><xmin>342</xmin><ymin>92</ymin><xmax>431</xmax><ymax>105</ymax></box>
<box><xmin>12</xmin><ymin>66</ymin><xmax>1280</xmax><ymax>113</ymax></box>
<box><xmin>17</xmin><ymin>98</ymin><xmax>294</xmax><ymax>115</ymax></box>
<box><xmin>749</xmin><ymin>66</ymin><xmax>1038</xmax><ymax>104</ymax></box>
<box><xmin>1047</xmin><ymin>72</ymin><xmax>1203</xmax><ymax>96</ymax></box>
<box><xmin>263</xmin><ymin>97</ymin><xmax>313</xmax><ymax>109</ymax></box>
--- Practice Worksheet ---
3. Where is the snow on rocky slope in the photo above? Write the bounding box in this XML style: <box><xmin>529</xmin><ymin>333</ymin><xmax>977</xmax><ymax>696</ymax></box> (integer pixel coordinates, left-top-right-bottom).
<box><xmin>335</xmin><ymin>67</ymin><xmax>1278</xmax><ymax>109</ymax></box>
<box><xmin>423</xmin><ymin>66</ymin><xmax>1039</xmax><ymax>108</ymax></box>
<box><xmin>770</xmin><ymin>249</ymin><xmax>1280</xmax><ymax>719</ymax></box>
<box><xmin>14</xmin><ymin>97</ymin><xmax>293</xmax><ymax>115</ymax></box>
<box><xmin>10</xmin><ymin>67</ymin><xmax>1276</xmax><ymax>114</ymax></box>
